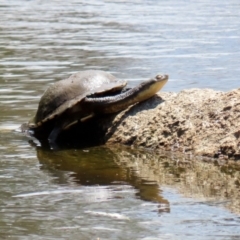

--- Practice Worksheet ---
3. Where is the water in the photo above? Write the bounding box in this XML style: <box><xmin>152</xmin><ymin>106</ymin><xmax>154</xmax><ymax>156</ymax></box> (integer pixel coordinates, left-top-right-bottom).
<box><xmin>1</xmin><ymin>141</ymin><xmax>240</xmax><ymax>239</ymax></box>
<box><xmin>1</xmin><ymin>0</ymin><xmax>240</xmax><ymax>239</ymax></box>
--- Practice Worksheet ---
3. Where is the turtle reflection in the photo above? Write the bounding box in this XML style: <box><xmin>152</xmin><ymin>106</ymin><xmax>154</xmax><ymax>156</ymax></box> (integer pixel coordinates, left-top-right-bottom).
<box><xmin>36</xmin><ymin>146</ymin><xmax>170</xmax><ymax>213</ymax></box>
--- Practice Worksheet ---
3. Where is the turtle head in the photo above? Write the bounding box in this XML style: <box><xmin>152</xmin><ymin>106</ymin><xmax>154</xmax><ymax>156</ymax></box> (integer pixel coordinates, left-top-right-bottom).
<box><xmin>136</xmin><ymin>74</ymin><xmax>168</xmax><ymax>101</ymax></box>
<box><xmin>148</xmin><ymin>74</ymin><xmax>168</xmax><ymax>92</ymax></box>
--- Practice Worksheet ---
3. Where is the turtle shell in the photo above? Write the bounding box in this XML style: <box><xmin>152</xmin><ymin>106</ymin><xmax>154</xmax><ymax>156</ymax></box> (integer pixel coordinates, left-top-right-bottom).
<box><xmin>30</xmin><ymin>70</ymin><xmax>127</xmax><ymax>128</ymax></box>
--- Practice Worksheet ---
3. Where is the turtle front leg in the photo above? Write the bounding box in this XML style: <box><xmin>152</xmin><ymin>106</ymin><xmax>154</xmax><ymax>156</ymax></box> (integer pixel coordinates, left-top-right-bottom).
<box><xmin>48</xmin><ymin>126</ymin><xmax>62</xmax><ymax>144</ymax></box>
<box><xmin>47</xmin><ymin>118</ymin><xmax>68</xmax><ymax>145</ymax></box>
<box><xmin>47</xmin><ymin>112</ymin><xmax>95</xmax><ymax>147</ymax></box>
<box><xmin>47</xmin><ymin>115</ymin><xmax>81</xmax><ymax>145</ymax></box>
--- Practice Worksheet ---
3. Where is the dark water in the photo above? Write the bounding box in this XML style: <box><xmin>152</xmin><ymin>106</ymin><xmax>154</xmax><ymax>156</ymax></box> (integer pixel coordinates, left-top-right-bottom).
<box><xmin>1</xmin><ymin>0</ymin><xmax>240</xmax><ymax>239</ymax></box>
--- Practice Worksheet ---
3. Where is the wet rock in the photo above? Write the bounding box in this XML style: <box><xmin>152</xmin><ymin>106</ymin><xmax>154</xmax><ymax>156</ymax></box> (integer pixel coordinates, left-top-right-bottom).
<box><xmin>102</xmin><ymin>88</ymin><xmax>240</xmax><ymax>160</ymax></box>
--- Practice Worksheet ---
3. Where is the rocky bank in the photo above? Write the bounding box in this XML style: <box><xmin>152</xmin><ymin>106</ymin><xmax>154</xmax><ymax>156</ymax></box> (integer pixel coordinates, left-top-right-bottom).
<box><xmin>102</xmin><ymin>88</ymin><xmax>240</xmax><ymax>160</ymax></box>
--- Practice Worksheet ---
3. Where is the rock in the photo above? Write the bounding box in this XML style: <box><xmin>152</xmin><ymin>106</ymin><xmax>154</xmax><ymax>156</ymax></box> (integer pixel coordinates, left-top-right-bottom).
<box><xmin>102</xmin><ymin>88</ymin><xmax>240</xmax><ymax>160</ymax></box>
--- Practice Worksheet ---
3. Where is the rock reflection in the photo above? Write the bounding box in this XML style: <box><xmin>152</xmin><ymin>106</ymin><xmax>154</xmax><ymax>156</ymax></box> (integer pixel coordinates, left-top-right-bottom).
<box><xmin>37</xmin><ymin>145</ymin><xmax>240</xmax><ymax>214</ymax></box>
<box><xmin>111</xmin><ymin>146</ymin><xmax>240</xmax><ymax>214</ymax></box>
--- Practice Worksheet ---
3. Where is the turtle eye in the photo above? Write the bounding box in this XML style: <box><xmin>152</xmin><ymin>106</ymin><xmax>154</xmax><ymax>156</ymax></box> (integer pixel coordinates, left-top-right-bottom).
<box><xmin>156</xmin><ymin>74</ymin><xmax>164</xmax><ymax>79</ymax></box>
<box><xmin>156</xmin><ymin>74</ymin><xmax>168</xmax><ymax>80</ymax></box>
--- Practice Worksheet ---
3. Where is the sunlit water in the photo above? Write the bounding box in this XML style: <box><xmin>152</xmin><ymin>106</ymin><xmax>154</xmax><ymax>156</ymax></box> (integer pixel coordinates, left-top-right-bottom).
<box><xmin>1</xmin><ymin>0</ymin><xmax>240</xmax><ymax>239</ymax></box>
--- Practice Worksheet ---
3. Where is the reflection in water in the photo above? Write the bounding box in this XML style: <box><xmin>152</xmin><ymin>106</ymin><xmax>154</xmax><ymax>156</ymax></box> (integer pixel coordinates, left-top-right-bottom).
<box><xmin>113</xmin><ymin>146</ymin><xmax>240</xmax><ymax>214</ymax></box>
<box><xmin>1</xmin><ymin>133</ymin><xmax>240</xmax><ymax>239</ymax></box>
<box><xmin>36</xmin><ymin>145</ymin><xmax>240</xmax><ymax>215</ymax></box>
<box><xmin>37</xmin><ymin>146</ymin><xmax>170</xmax><ymax>213</ymax></box>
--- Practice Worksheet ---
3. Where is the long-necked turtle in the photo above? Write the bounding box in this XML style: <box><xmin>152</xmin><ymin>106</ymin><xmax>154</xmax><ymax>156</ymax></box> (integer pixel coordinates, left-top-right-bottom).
<box><xmin>22</xmin><ymin>70</ymin><xmax>168</xmax><ymax>143</ymax></box>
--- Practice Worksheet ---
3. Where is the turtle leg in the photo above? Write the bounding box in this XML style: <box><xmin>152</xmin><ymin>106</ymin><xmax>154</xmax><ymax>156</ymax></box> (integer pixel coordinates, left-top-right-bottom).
<box><xmin>48</xmin><ymin>114</ymin><xmax>76</xmax><ymax>144</ymax></box>
<box><xmin>48</xmin><ymin>126</ymin><xmax>62</xmax><ymax>144</ymax></box>
<box><xmin>48</xmin><ymin>125</ymin><xmax>64</xmax><ymax>149</ymax></box>
<box><xmin>47</xmin><ymin>116</ymin><xmax>80</xmax><ymax>145</ymax></box>
<box><xmin>48</xmin><ymin>113</ymin><xmax>95</xmax><ymax>147</ymax></box>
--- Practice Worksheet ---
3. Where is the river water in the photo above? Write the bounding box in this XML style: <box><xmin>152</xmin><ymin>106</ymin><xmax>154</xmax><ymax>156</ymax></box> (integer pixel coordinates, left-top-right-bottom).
<box><xmin>1</xmin><ymin>0</ymin><xmax>240</xmax><ymax>239</ymax></box>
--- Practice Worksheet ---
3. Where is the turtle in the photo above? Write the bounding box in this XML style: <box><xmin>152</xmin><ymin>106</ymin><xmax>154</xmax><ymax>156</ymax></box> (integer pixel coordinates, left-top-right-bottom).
<box><xmin>22</xmin><ymin>70</ymin><xmax>168</xmax><ymax>143</ymax></box>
